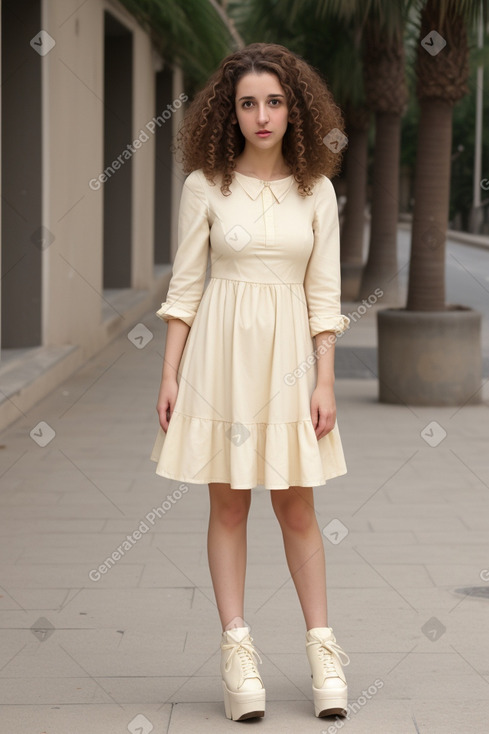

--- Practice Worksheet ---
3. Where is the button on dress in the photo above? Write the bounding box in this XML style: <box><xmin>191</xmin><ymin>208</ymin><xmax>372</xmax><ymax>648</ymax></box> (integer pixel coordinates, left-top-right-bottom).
<box><xmin>150</xmin><ymin>168</ymin><xmax>350</xmax><ymax>490</ymax></box>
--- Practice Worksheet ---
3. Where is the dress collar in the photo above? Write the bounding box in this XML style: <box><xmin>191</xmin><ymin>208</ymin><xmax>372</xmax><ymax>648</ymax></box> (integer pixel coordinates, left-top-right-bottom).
<box><xmin>233</xmin><ymin>171</ymin><xmax>295</xmax><ymax>203</ymax></box>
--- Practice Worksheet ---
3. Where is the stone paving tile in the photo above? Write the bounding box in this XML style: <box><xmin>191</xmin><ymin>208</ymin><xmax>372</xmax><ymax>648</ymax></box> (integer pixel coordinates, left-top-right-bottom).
<box><xmin>0</xmin><ymin>519</ymin><xmax>107</xmax><ymax>534</ymax></box>
<box><xmin>354</xmin><ymin>543</ymin><xmax>489</xmax><ymax>565</ymax></box>
<box><xmin>0</xmin><ymin>563</ymin><xmax>144</xmax><ymax>589</ymax></box>
<box><xmin>425</xmin><ymin>563</ymin><xmax>489</xmax><ymax>586</ymax></box>
<box><xmin>0</xmin><ymin>705</ymin><xmax>171</xmax><ymax>733</ymax></box>
<box><xmin>0</xmin><ymin>589</ymin><xmax>82</xmax><ymax>611</ymax></box>
<box><xmin>0</xmin><ymin>675</ymin><xmax>115</xmax><ymax>705</ymax></box>
<box><xmin>458</xmin><ymin>513</ymin><xmax>489</xmax><ymax>529</ymax></box>
<box><xmin>368</xmin><ymin>515</ymin><xmax>469</xmax><ymax>532</ymax></box>
<box><xmin>165</xmin><ymin>698</ymin><xmax>420</xmax><ymax>734</ymax></box>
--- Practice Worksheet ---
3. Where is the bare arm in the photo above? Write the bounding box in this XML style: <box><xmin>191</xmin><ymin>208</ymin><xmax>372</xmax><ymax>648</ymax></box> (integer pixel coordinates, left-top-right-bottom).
<box><xmin>315</xmin><ymin>330</ymin><xmax>336</xmax><ymax>388</ymax></box>
<box><xmin>310</xmin><ymin>330</ymin><xmax>337</xmax><ymax>440</ymax></box>
<box><xmin>156</xmin><ymin>318</ymin><xmax>191</xmax><ymax>431</ymax></box>
<box><xmin>161</xmin><ymin>318</ymin><xmax>190</xmax><ymax>381</ymax></box>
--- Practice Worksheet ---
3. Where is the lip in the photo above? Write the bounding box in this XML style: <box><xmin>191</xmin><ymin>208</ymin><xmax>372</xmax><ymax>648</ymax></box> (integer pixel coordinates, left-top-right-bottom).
<box><xmin>256</xmin><ymin>131</ymin><xmax>271</xmax><ymax>137</ymax></box>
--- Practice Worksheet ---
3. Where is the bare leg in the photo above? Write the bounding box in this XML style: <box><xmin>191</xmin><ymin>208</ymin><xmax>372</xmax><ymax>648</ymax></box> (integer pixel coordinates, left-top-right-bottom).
<box><xmin>207</xmin><ymin>482</ymin><xmax>252</xmax><ymax>631</ymax></box>
<box><xmin>270</xmin><ymin>486</ymin><xmax>328</xmax><ymax>629</ymax></box>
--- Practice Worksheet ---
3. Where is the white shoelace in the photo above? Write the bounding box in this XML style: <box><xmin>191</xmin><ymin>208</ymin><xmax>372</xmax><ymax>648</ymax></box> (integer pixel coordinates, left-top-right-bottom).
<box><xmin>307</xmin><ymin>638</ymin><xmax>351</xmax><ymax>676</ymax></box>
<box><xmin>222</xmin><ymin>636</ymin><xmax>263</xmax><ymax>679</ymax></box>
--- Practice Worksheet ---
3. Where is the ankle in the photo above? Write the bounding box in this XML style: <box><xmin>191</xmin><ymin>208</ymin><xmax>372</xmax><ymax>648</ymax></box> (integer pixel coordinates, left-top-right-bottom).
<box><xmin>223</xmin><ymin>616</ymin><xmax>247</xmax><ymax>632</ymax></box>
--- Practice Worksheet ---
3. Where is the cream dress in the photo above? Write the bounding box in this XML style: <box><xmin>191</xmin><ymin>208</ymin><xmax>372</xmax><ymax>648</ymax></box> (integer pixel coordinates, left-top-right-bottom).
<box><xmin>150</xmin><ymin>168</ymin><xmax>350</xmax><ymax>490</ymax></box>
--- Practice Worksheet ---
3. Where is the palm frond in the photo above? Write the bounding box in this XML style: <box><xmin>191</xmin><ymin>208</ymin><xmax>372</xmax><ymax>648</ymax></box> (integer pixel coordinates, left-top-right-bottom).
<box><xmin>229</xmin><ymin>0</ymin><xmax>365</xmax><ymax>109</ymax></box>
<box><xmin>118</xmin><ymin>0</ymin><xmax>237</xmax><ymax>88</ymax></box>
<box><xmin>299</xmin><ymin>0</ymin><xmax>414</xmax><ymax>38</ymax></box>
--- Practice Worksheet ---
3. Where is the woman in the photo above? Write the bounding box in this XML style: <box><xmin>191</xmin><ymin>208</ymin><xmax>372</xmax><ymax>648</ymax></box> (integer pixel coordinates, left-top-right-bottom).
<box><xmin>151</xmin><ymin>42</ymin><xmax>351</xmax><ymax>722</ymax></box>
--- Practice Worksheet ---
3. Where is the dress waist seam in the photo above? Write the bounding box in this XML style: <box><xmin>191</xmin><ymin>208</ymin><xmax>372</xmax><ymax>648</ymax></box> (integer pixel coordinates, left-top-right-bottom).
<box><xmin>210</xmin><ymin>276</ymin><xmax>304</xmax><ymax>286</ymax></box>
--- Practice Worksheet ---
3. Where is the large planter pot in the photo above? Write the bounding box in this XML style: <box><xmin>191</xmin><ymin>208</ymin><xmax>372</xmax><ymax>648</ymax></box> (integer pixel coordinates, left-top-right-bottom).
<box><xmin>377</xmin><ymin>306</ymin><xmax>482</xmax><ymax>406</ymax></box>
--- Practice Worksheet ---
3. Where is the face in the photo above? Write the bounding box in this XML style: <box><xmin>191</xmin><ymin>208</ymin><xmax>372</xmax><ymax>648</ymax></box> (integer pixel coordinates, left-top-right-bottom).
<box><xmin>234</xmin><ymin>72</ymin><xmax>289</xmax><ymax>150</ymax></box>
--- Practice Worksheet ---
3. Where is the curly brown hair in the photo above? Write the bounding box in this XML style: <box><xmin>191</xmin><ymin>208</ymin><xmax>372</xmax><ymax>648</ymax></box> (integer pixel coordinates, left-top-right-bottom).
<box><xmin>174</xmin><ymin>42</ymin><xmax>345</xmax><ymax>197</ymax></box>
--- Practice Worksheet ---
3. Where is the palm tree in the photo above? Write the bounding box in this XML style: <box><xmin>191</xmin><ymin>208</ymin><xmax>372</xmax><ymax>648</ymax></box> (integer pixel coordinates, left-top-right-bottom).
<box><xmin>407</xmin><ymin>0</ymin><xmax>487</xmax><ymax>310</ymax></box>
<box><xmin>377</xmin><ymin>0</ymin><xmax>487</xmax><ymax>406</ymax></box>
<box><xmin>340</xmin><ymin>103</ymin><xmax>371</xmax><ymax>300</ymax></box>
<box><xmin>357</xmin><ymin>5</ymin><xmax>410</xmax><ymax>301</ymax></box>
<box><xmin>315</xmin><ymin>20</ymin><xmax>369</xmax><ymax>301</ymax></box>
<box><xmin>307</xmin><ymin>1</ymin><xmax>411</xmax><ymax>303</ymax></box>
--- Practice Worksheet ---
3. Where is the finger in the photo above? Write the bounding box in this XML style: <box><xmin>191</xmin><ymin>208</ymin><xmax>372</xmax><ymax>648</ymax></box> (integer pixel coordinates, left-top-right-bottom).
<box><xmin>315</xmin><ymin>418</ymin><xmax>327</xmax><ymax>438</ymax></box>
<box><xmin>310</xmin><ymin>409</ymin><xmax>319</xmax><ymax>430</ymax></box>
<box><xmin>325</xmin><ymin>415</ymin><xmax>336</xmax><ymax>436</ymax></box>
<box><xmin>316</xmin><ymin>412</ymin><xmax>335</xmax><ymax>439</ymax></box>
<box><xmin>158</xmin><ymin>406</ymin><xmax>170</xmax><ymax>432</ymax></box>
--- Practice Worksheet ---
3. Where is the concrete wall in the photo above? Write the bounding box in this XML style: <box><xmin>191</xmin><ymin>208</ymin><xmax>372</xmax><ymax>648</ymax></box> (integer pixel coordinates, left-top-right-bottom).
<box><xmin>0</xmin><ymin>0</ymin><xmax>185</xmax><ymax>431</ymax></box>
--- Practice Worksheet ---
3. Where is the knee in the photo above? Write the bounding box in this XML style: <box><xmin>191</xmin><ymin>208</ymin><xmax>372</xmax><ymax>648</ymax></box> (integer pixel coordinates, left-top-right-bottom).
<box><xmin>214</xmin><ymin>501</ymin><xmax>250</xmax><ymax>529</ymax></box>
<box><xmin>210</xmin><ymin>488</ymin><xmax>251</xmax><ymax>529</ymax></box>
<box><xmin>272</xmin><ymin>496</ymin><xmax>315</xmax><ymax>534</ymax></box>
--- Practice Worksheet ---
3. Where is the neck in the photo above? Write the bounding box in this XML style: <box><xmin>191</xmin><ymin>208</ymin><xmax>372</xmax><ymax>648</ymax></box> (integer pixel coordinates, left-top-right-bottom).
<box><xmin>235</xmin><ymin>145</ymin><xmax>289</xmax><ymax>180</ymax></box>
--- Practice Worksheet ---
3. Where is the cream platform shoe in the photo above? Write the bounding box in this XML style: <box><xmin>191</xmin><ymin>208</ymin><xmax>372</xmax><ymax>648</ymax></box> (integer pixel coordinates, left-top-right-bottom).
<box><xmin>220</xmin><ymin>626</ymin><xmax>265</xmax><ymax>721</ymax></box>
<box><xmin>305</xmin><ymin>626</ymin><xmax>350</xmax><ymax>717</ymax></box>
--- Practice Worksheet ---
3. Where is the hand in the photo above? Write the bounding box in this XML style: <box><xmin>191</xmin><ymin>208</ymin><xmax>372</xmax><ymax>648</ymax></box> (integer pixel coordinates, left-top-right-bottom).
<box><xmin>310</xmin><ymin>384</ymin><xmax>336</xmax><ymax>440</ymax></box>
<box><xmin>156</xmin><ymin>378</ymin><xmax>179</xmax><ymax>432</ymax></box>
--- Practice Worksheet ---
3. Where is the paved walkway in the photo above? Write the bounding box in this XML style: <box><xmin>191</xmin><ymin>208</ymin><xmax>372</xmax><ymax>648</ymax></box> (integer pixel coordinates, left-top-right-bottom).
<box><xmin>1</xmin><ymin>297</ymin><xmax>489</xmax><ymax>733</ymax></box>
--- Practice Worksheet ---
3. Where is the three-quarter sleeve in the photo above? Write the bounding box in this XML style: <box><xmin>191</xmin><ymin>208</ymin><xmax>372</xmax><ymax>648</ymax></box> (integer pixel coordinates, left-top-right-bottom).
<box><xmin>304</xmin><ymin>175</ymin><xmax>350</xmax><ymax>338</ymax></box>
<box><xmin>156</xmin><ymin>170</ymin><xmax>210</xmax><ymax>328</ymax></box>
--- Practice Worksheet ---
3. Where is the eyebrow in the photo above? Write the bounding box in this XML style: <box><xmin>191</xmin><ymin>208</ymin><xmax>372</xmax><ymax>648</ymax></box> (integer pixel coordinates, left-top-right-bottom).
<box><xmin>237</xmin><ymin>94</ymin><xmax>285</xmax><ymax>101</ymax></box>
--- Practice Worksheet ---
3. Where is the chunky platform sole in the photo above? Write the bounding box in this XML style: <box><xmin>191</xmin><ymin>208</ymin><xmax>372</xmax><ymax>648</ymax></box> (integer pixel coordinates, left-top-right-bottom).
<box><xmin>312</xmin><ymin>683</ymin><xmax>348</xmax><ymax>718</ymax></box>
<box><xmin>222</xmin><ymin>679</ymin><xmax>265</xmax><ymax>721</ymax></box>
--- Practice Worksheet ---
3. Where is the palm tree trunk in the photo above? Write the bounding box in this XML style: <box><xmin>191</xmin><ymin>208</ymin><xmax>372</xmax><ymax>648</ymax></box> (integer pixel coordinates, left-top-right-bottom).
<box><xmin>340</xmin><ymin>117</ymin><xmax>369</xmax><ymax>301</ymax></box>
<box><xmin>407</xmin><ymin>99</ymin><xmax>452</xmax><ymax>311</ymax></box>
<box><xmin>341</xmin><ymin>120</ymin><xmax>369</xmax><ymax>266</ymax></box>
<box><xmin>359</xmin><ymin>112</ymin><xmax>401</xmax><ymax>301</ymax></box>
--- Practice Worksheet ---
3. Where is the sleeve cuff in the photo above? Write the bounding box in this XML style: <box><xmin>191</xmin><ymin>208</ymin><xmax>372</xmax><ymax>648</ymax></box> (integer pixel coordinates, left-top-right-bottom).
<box><xmin>156</xmin><ymin>302</ymin><xmax>196</xmax><ymax>328</ymax></box>
<box><xmin>309</xmin><ymin>314</ymin><xmax>350</xmax><ymax>338</ymax></box>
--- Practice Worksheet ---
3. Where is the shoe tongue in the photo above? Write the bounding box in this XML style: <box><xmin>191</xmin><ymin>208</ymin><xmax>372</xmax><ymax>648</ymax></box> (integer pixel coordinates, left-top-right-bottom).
<box><xmin>224</xmin><ymin>626</ymin><xmax>250</xmax><ymax>643</ymax></box>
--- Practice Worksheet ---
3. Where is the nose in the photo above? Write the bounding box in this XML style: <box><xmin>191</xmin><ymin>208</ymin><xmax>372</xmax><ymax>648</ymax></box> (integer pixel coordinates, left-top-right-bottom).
<box><xmin>257</xmin><ymin>102</ymin><xmax>269</xmax><ymax>125</ymax></box>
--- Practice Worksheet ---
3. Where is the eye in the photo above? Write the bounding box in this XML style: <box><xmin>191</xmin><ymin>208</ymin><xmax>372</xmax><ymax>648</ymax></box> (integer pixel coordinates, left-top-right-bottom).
<box><xmin>269</xmin><ymin>99</ymin><xmax>282</xmax><ymax>106</ymax></box>
<box><xmin>241</xmin><ymin>100</ymin><xmax>254</xmax><ymax>109</ymax></box>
